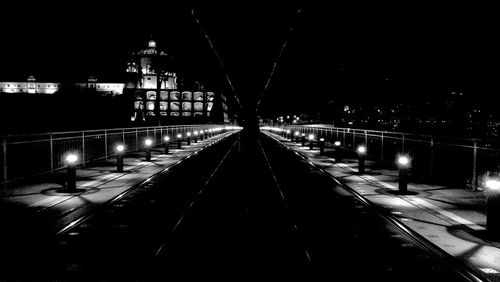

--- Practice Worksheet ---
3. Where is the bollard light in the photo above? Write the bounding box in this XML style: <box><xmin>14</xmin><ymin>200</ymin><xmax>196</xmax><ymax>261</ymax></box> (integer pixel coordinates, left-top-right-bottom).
<box><xmin>177</xmin><ymin>133</ymin><xmax>182</xmax><ymax>149</ymax></box>
<box><xmin>357</xmin><ymin>145</ymin><xmax>367</xmax><ymax>174</ymax></box>
<box><xmin>301</xmin><ymin>133</ymin><xmax>306</xmax><ymax>146</ymax></box>
<box><xmin>286</xmin><ymin>130</ymin><xmax>291</xmax><ymax>140</ymax></box>
<box><xmin>334</xmin><ymin>141</ymin><xmax>342</xmax><ymax>162</ymax></box>
<box><xmin>200</xmin><ymin>130</ymin><xmax>204</xmax><ymax>140</ymax></box>
<box><xmin>115</xmin><ymin>144</ymin><xmax>125</xmax><ymax>172</ymax></box>
<box><xmin>144</xmin><ymin>138</ymin><xmax>153</xmax><ymax>161</ymax></box>
<box><xmin>485</xmin><ymin>177</ymin><xmax>500</xmax><ymax>236</ymax></box>
<box><xmin>308</xmin><ymin>134</ymin><xmax>315</xmax><ymax>150</ymax></box>
<box><xmin>397</xmin><ymin>155</ymin><xmax>411</xmax><ymax>193</ymax></box>
<box><xmin>319</xmin><ymin>138</ymin><xmax>325</xmax><ymax>154</ymax></box>
<box><xmin>193</xmin><ymin>131</ymin><xmax>198</xmax><ymax>143</ymax></box>
<box><xmin>65</xmin><ymin>153</ymin><xmax>78</xmax><ymax>191</ymax></box>
<box><xmin>186</xmin><ymin>132</ymin><xmax>191</xmax><ymax>145</ymax></box>
<box><xmin>164</xmin><ymin>136</ymin><xmax>170</xmax><ymax>154</ymax></box>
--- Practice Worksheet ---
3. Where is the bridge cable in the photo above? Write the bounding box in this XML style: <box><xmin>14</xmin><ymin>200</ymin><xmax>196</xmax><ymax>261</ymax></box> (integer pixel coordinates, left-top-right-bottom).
<box><xmin>189</xmin><ymin>6</ymin><xmax>242</xmax><ymax>111</ymax></box>
<box><xmin>256</xmin><ymin>8</ymin><xmax>304</xmax><ymax>109</ymax></box>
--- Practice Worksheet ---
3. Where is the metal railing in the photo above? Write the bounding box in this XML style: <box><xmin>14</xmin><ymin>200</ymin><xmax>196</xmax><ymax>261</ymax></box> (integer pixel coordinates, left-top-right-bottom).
<box><xmin>278</xmin><ymin>124</ymin><xmax>500</xmax><ymax>190</ymax></box>
<box><xmin>0</xmin><ymin>124</ymin><xmax>231</xmax><ymax>186</ymax></box>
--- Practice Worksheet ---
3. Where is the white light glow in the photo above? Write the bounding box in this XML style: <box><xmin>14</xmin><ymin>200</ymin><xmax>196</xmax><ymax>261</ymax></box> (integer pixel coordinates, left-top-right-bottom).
<box><xmin>187</xmin><ymin>132</ymin><xmax>191</xmax><ymax>137</ymax></box>
<box><xmin>177</xmin><ymin>134</ymin><xmax>182</xmax><ymax>138</ymax></box>
<box><xmin>145</xmin><ymin>139</ymin><xmax>153</xmax><ymax>146</ymax></box>
<box><xmin>286</xmin><ymin>130</ymin><xmax>291</xmax><ymax>134</ymax></box>
<box><xmin>320</xmin><ymin>138</ymin><xmax>325</xmax><ymax>142</ymax></box>
<box><xmin>397</xmin><ymin>155</ymin><xmax>410</xmax><ymax>167</ymax></box>
<box><xmin>194</xmin><ymin>131</ymin><xmax>198</xmax><ymax>135</ymax></box>
<box><xmin>164</xmin><ymin>136</ymin><xmax>170</xmax><ymax>141</ymax></box>
<box><xmin>334</xmin><ymin>141</ymin><xmax>341</xmax><ymax>146</ymax></box>
<box><xmin>485</xmin><ymin>179</ymin><xmax>500</xmax><ymax>190</ymax></box>
<box><xmin>357</xmin><ymin>146</ymin><xmax>367</xmax><ymax>154</ymax></box>
<box><xmin>308</xmin><ymin>134</ymin><xmax>314</xmax><ymax>141</ymax></box>
<box><xmin>295</xmin><ymin>131</ymin><xmax>299</xmax><ymax>136</ymax></box>
<box><xmin>116</xmin><ymin>144</ymin><xmax>125</xmax><ymax>152</ymax></box>
<box><xmin>66</xmin><ymin>154</ymin><xmax>78</xmax><ymax>164</ymax></box>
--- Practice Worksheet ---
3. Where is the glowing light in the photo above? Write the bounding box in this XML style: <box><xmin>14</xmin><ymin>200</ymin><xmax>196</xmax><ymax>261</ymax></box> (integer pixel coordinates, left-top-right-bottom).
<box><xmin>320</xmin><ymin>138</ymin><xmax>325</xmax><ymax>142</ymax></box>
<box><xmin>145</xmin><ymin>139</ymin><xmax>153</xmax><ymax>146</ymax></box>
<box><xmin>194</xmin><ymin>131</ymin><xmax>199</xmax><ymax>135</ymax></box>
<box><xmin>164</xmin><ymin>136</ymin><xmax>170</xmax><ymax>141</ymax></box>
<box><xmin>485</xmin><ymin>178</ymin><xmax>500</xmax><ymax>190</ymax></box>
<box><xmin>116</xmin><ymin>144</ymin><xmax>125</xmax><ymax>153</ymax></box>
<box><xmin>65</xmin><ymin>154</ymin><xmax>78</xmax><ymax>164</ymax></box>
<box><xmin>397</xmin><ymin>155</ymin><xmax>410</xmax><ymax>167</ymax></box>
<box><xmin>294</xmin><ymin>131</ymin><xmax>300</xmax><ymax>136</ymax></box>
<box><xmin>334</xmin><ymin>141</ymin><xmax>341</xmax><ymax>146</ymax></box>
<box><xmin>301</xmin><ymin>133</ymin><xmax>306</xmax><ymax>137</ymax></box>
<box><xmin>357</xmin><ymin>146</ymin><xmax>367</xmax><ymax>154</ymax></box>
<box><xmin>177</xmin><ymin>133</ymin><xmax>182</xmax><ymax>138</ymax></box>
<box><xmin>286</xmin><ymin>130</ymin><xmax>291</xmax><ymax>134</ymax></box>
<box><xmin>200</xmin><ymin>130</ymin><xmax>204</xmax><ymax>134</ymax></box>
<box><xmin>308</xmin><ymin>134</ymin><xmax>315</xmax><ymax>141</ymax></box>
<box><xmin>187</xmin><ymin>132</ymin><xmax>191</xmax><ymax>137</ymax></box>
<box><xmin>130</xmin><ymin>116</ymin><xmax>136</xmax><ymax>122</ymax></box>
<box><xmin>147</xmin><ymin>103</ymin><xmax>155</xmax><ymax>111</ymax></box>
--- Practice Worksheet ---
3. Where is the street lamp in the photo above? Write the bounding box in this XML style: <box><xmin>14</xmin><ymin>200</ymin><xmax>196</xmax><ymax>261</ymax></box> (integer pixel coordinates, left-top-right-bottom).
<box><xmin>200</xmin><ymin>130</ymin><xmax>204</xmax><ymax>141</ymax></box>
<box><xmin>308</xmin><ymin>134</ymin><xmax>315</xmax><ymax>150</ymax></box>
<box><xmin>186</xmin><ymin>132</ymin><xmax>191</xmax><ymax>145</ymax></box>
<box><xmin>164</xmin><ymin>136</ymin><xmax>170</xmax><ymax>154</ymax></box>
<box><xmin>65</xmin><ymin>153</ymin><xmax>78</xmax><ymax>191</ymax></box>
<box><xmin>286</xmin><ymin>130</ymin><xmax>291</xmax><ymax>140</ymax></box>
<box><xmin>115</xmin><ymin>144</ymin><xmax>125</xmax><ymax>172</ymax></box>
<box><xmin>144</xmin><ymin>138</ymin><xmax>153</xmax><ymax>161</ymax></box>
<box><xmin>397</xmin><ymin>155</ymin><xmax>411</xmax><ymax>193</ymax></box>
<box><xmin>485</xmin><ymin>177</ymin><xmax>500</xmax><ymax>236</ymax></box>
<box><xmin>357</xmin><ymin>145</ymin><xmax>367</xmax><ymax>174</ymax></box>
<box><xmin>301</xmin><ymin>133</ymin><xmax>306</xmax><ymax>146</ymax></box>
<box><xmin>193</xmin><ymin>131</ymin><xmax>198</xmax><ymax>143</ymax></box>
<box><xmin>293</xmin><ymin>131</ymin><xmax>299</xmax><ymax>142</ymax></box>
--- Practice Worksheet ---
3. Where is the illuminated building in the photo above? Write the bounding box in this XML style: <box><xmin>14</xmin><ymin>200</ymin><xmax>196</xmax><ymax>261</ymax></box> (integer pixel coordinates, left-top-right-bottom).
<box><xmin>0</xmin><ymin>39</ymin><xmax>228</xmax><ymax>123</ymax></box>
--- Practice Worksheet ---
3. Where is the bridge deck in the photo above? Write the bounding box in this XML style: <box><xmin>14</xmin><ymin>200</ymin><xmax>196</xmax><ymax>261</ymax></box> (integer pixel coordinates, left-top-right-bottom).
<box><xmin>0</xmin><ymin>130</ymin><xmax>496</xmax><ymax>281</ymax></box>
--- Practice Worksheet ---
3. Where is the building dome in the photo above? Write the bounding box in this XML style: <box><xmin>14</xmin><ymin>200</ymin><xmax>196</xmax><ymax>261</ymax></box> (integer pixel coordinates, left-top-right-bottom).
<box><xmin>136</xmin><ymin>39</ymin><xmax>167</xmax><ymax>57</ymax></box>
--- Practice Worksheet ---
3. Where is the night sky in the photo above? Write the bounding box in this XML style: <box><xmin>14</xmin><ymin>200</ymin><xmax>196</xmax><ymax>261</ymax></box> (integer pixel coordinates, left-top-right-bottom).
<box><xmin>1</xmin><ymin>1</ymin><xmax>498</xmax><ymax>117</ymax></box>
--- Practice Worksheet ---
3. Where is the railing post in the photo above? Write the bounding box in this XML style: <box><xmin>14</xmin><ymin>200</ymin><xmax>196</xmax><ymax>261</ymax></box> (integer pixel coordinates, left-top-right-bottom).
<box><xmin>402</xmin><ymin>134</ymin><xmax>405</xmax><ymax>153</ymax></box>
<box><xmin>380</xmin><ymin>132</ymin><xmax>384</xmax><ymax>164</ymax></box>
<box><xmin>429</xmin><ymin>137</ymin><xmax>434</xmax><ymax>180</ymax></box>
<box><xmin>49</xmin><ymin>134</ymin><xmax>54</xmax><ymax>173</ymax></box>
<box><xmin>343</xmin><ymin>130</ymin><xmax>346</xmax><ymax>147</ymax></box>
<box><xmin>472</xmin><ymin>140</ymin><xmax>478</xmax><ymax>191</ymax></box>
<box><xmin>135</xmin><ymin>128</ymin><xmax>139</xmax><ymax>151</ymax></box>
<box><xmin>82</xmin><ymin>132</ymin><xmax>86</xmax><ymax>167</ymax></box>
<box><xmin>2</xmin><ymin>137</ymin><xmax>7</xmax><ymax>185</ymax></box>
<box><xmin>104</xmin><ymin>130</ymin><xmax>108</xmax><ymax>159</ymax></box>
<box><xmin>352</xmin><ymin>130</ymin><xmax>356</xmax><ymax>149</ymax></box>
